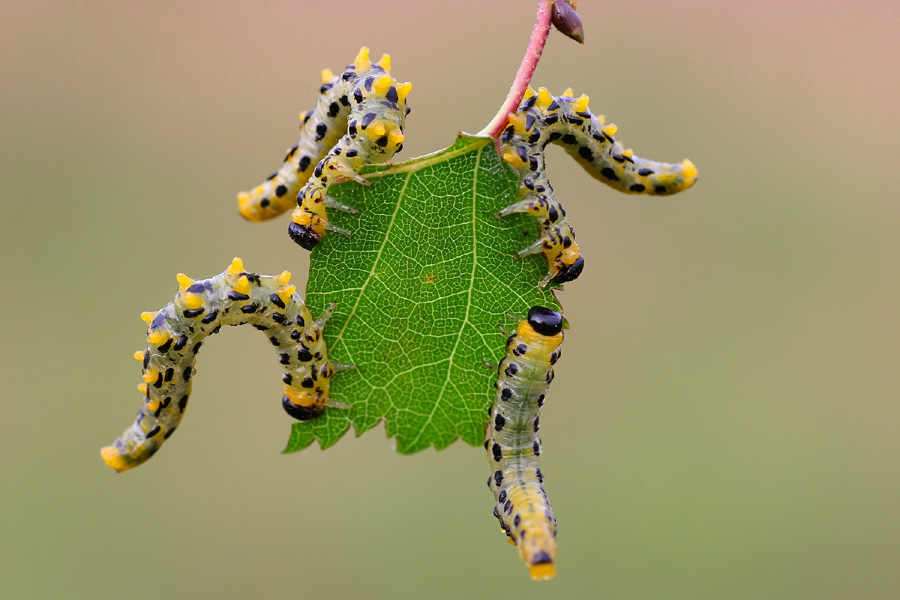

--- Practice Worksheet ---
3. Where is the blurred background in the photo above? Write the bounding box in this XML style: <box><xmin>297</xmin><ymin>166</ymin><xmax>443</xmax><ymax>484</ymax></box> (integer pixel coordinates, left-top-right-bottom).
<box><xmin>2</xmin><ymin>1</ymin><xmax>898</xmax><ymax>598</ymax></box>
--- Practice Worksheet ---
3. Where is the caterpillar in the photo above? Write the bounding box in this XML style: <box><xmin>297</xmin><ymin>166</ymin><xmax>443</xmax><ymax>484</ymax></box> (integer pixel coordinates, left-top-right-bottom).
<box><xmin>498</xmin><ymin>86</ymin><xmax>698</xmax><ymax>287</ymax></box>
<box><xmin>100</xmin><ymin>257</ymin><xmax>353</xmax><ymax>473</ymax></box>
<box><xmin>485</xmin><ymin>306</ymin><xmax>564</xmax><ymax>580</ymax></box>
<box><xmin>236</xmin><ymin>47</ymin><xmax>411</xmax><ymax>250</ymax></box>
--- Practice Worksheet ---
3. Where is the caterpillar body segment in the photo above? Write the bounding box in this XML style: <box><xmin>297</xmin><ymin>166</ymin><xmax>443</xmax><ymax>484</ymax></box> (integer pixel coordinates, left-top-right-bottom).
<box><xmin>288</xmin><ymin>49</ymin><xmax>411</xmax><ymax>250</ymax></box>
<box><xmin>236</xmin><ymin>107</ymin><xmax>344</xmax><ymax>223</ymax></box>
<box><xmin>498</xmin><ymin>86</ymin><xmax>698</xmax><ymax>287</ymax></box>
<box><xmin>486</xmin><ymin>306</ymin><xmax>564</xmax><ymax>580</ymax></box>
<box><xmin>101</xmin><ymin>258</ymin><xmax>352</xmax><ymax>473</ymax></box>
<box><xmin>237</xmin><ymin>79</ymin><xmax>350</xmax><ymax>223</ymax></box>
<box><xmin>521</xmin><ymin>86</ymin><xmax>698</xmax><ymax>194</ymax></box>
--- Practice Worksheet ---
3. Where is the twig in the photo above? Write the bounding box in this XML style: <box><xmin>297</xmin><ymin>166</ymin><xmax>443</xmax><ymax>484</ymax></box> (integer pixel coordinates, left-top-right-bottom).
<box><xmin>479</xmin><ymin>0</ymin><xmax>554</xmax><ymax>139</ymax></box>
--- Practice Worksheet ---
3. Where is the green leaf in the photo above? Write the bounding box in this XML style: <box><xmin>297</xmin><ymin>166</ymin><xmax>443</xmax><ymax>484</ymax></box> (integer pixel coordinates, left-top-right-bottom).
<box><xmin>286</xmin><ymin>134</ymin><xmax>560</xmax><ymax>454</ymax></box>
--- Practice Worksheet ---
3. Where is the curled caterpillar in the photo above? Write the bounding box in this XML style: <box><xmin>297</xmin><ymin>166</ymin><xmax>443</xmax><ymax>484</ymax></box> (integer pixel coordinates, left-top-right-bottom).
<box><xmin>485</xmin><ymin>306</ymin><xmax>564</xmax><ymax>580</ymax></box>
<box><xmin>288</xmin><ymin>48</ymin><xmax>410</xmax><ymax>249</ymax></box>
<box><xmin>236</xmin><ymin>47</ymin><xmax>411</xmax><ymax>250</ymax></box>
<box><xmin>498</xmin><ymin>86</ymin><xmax>698</xmax><ymax>287</ymax></box>
<box><xmin>101</xmin><ymin>258</ymin><xmax>353</xmax><ymax>473</ymax></box>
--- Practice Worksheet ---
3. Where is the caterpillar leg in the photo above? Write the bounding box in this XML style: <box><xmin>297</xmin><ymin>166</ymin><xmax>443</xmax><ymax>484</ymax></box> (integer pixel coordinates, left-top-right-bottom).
<box><xmin>345</xmin><ymin>173</ymin><xmax>371</xmax><ymax>186</ymax></box>
<box><xmin>318</xmin><ymin>362</ymin><xmax>357</xmax><ymax>412</ymax></box>
<box><xmin>101</xmin><ymin>258</ymin><xmax>349</xmax><ymax>472</ymax></box>
<box><xmin>514</xmin><ymin>238</ymin><xmax>544</xmax><ymax>259</ymax></box>
<box><xmin>314</xmin><ymin>301</ymin><xmax>336</xmax><ymax>328</ymax></box>
<box><xmin>324</xmin><ymin>196</ymin><xmax>358</xmax><ymax>214</ymax></box>
<box><xmin>325</xmin><ymin>221</ymin><xmax>353</xmax><ymax>237</ymax></box>
<box><xmin>486</xmin><ymin>306</ymin><xmax>564</xmax><ymax>580</ymax></box>
<box><xmin>512</xmin><ymin>238</ymin><xmax>557</xmax><ymax>288</ymax></box>
<box><xmin>494</xmin><ymin>199</ymin><xmax>542</xmax><ymax>219</ymax></box>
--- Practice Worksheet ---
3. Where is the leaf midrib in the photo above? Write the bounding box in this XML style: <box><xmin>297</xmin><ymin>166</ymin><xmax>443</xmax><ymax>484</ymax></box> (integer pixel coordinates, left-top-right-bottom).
<box><xmin>405</xmin><ymin>143</ymin><xmax>485</xmax><ymax>449</ymax></box>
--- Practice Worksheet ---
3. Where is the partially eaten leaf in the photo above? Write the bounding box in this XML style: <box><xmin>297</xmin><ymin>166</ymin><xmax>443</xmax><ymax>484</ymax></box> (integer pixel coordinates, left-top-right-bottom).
<box><xmin>287</xmin><ymin>134</ymin><xmax>560</xmax><ymax>454</ymax></box>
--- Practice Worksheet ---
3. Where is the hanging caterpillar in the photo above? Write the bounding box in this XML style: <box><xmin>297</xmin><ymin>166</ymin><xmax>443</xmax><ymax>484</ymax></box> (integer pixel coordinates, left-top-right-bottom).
<box><xmin>100</xmin><ymin>258</ymin><xmax>353</xmax><ymax>473</ymax></box>
<box><xmin>236</xmin><ymin>47</ymin><xmax>411</xmax><ymax>250</ymax></box>
<box><xmin>498</xmin><ymin>86</ymin><xmax>698</xmax><ymax>287</ymax></box>
<box><xmin>485</xmin><ymin>306</ymin><xmax>565</xmax><ymax>580</ymax></box>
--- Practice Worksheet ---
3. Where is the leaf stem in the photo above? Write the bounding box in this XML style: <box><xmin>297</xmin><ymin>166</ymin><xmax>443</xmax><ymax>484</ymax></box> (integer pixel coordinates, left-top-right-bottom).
<box><xmin>479</xmin><ymin>0</ymin><xmax>553</xmax><ymax>140</ymax></box>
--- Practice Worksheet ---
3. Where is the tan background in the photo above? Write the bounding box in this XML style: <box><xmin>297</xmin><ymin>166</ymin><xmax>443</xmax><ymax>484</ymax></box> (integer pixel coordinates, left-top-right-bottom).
<box><xmin>2</xmin><ymin>1</ymin><xmax>898</xmax><ymax>598</ymax></box>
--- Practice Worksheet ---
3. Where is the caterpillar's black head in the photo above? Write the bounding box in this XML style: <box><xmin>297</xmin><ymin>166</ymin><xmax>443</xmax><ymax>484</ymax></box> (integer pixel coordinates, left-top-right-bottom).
<box><xmin>527</xmin><ymin>306</ymin><xmax>563</xmax><ymax>337</ymax></box>
<box><xmin>552</xmin><ymin>255</ymin><xmax>584</xmax><ymax>285</ymax></box>
<box><xmin>282</xmin><ymin>396</ymin><xmax>322</xmax><ymax>421</ymax></box>
<box><xmin>287</xmin><ymin>222</ymin><xmax>322</xmax><ymax>250</ymax></box>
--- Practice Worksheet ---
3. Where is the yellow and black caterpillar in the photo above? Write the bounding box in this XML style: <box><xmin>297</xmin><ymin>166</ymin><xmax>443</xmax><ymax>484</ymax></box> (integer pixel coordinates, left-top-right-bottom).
<box><xmin>485</xmin><ymin>306</ymin><xmax>564</xmax><ymax>580</ymax></box>
<box><xmin>101</xmin><ymin>258</ymin><xmax>352</xmax><ymax>473</ymax></box>
<box><xmin>237</xmin><ymin>47</ymin><xmax>411</xmax><ymax>250</ymax></box>
<box><xmin>498</xmin><ymin>86</ymin><xmax>698</xmax><ymax>287</ymax></box>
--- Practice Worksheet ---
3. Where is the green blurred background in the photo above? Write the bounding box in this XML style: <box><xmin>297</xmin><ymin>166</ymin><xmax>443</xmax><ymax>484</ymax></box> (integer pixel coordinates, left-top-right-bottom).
<box><xmin>2</xmin><ymin>1</ymin><xmax>898</xmax><ymax>598</ymax></box>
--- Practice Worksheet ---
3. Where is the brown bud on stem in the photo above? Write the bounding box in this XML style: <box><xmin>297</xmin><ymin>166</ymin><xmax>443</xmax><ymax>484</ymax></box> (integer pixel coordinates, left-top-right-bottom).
<box><xmin>551</xmin><ymin>0</ymin><xmax>584</xmax><ymax>44</ymax></box>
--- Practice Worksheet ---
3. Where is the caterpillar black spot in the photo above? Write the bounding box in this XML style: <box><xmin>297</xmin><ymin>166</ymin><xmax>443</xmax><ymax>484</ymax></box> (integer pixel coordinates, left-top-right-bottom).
<box><xmin>498</xmin><ymin>86</ymin><xmax>698</xmax><ymax>287</ymax></box>
<box><xmin>236</xmin><ymin>47</ymin><xmax>411</xmax><ymax>250</ymax></box>
<box><xmin>485</xmin><ymin>306</ymin><xmax>564</xmax><ymax>580</ymax></box>
<box><xmin>101</xmin><ymin>258</ymin><xmax>353</xmax><ymax>473</ymax></box>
